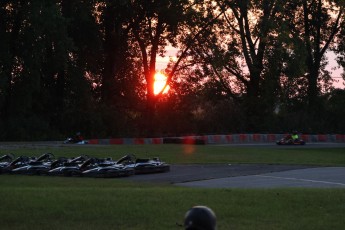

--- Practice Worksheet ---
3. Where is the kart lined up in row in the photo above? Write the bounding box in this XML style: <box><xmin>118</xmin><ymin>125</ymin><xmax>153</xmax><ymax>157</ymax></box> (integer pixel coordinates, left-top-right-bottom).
<box><xmin>0</xmin><ymin>153</ymin><xmax>170</xmax><ymax>178</ymax></box>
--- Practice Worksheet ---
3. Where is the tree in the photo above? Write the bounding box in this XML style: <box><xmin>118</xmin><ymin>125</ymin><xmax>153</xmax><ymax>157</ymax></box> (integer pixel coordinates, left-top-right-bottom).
<box><xmin>0</xmin><ymin>0</ymin><xmax>75</xmax><ymax>139</ymax></box>
<box><xmin>182</xmin><ymin>0</ymin><xmax>289</xmax><ymax>131</ymax></box>
<box><xmin>124</xmin><ymin>0</ymin><xmax>203</xmax><ymax>135</ymax></box>
<box><xmin>0</xmin><ymin>0</ymin><xmax>103</xmax><ymax>140</ymax></box>
<box><xmin>288</xmin><ymin>0</ymin><xmax>344</xmax><ymax>111</ymax></box>
<box><xmin>326</xmin><ymin>89</ymin><xmax>345</xmax><ymax>132</ymax></box>
<box><xmin>334</xmin><ymin>1</ymin><xmax>345</xmax><ymax>86</ymax></box>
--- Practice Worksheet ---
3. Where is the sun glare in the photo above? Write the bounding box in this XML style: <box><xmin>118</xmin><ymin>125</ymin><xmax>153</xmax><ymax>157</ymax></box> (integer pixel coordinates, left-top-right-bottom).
<box><xmin>154</xmin><ymin>72</ymin><xmax>170</xmax><ymax>95</ymax></box>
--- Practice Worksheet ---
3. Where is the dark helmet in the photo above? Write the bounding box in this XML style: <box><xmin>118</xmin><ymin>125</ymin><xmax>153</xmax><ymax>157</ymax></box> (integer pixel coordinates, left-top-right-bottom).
<box><xmin>184</xmin><ymin>206</ymin><xmax>216</xmax><ymax>230</ymax></box>
<box><xmin>292</xmin><ymin>130</ymin><xmax>298</xmax><ymax>135</ymax></box>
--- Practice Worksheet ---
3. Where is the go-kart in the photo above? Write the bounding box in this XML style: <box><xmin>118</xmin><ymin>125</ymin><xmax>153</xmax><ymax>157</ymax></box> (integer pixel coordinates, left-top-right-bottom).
<box><xmin>2</xmin><ymin>153</ymin><xmax>170</xmax><ymax>178</ymax></box>
<box><xmin>1</xmin><ymin>155</ymin><xmax>33</xmax><ymax>174</ymax></box>
<box><xmin>48</xmin><ymin>155</ymin><xmax>90</xmax><ymax>176</ymax></box>
<box><xmin>276</xmin><ymin>137</ymin><xmax>306</xmax><ymax>145</ymax></box>
<box><xmin>116</xmin><ymin>154</ymin><xmax>170</xmax><ymax>174</ymax></box>
<box><xmin>0</xmin><ymin>153</ymin><xmax>15</xmax><ymax>173</ymax></box>
<box><xmin>82</xmin><ymin>158</ymin><xmax>135</xmax><ymax>178</ymax></box>
<box><xmin>63</xmin><ymin>137</ymin><xmax>88</xmax><ymax>144</ymax></box>
<box><xmin>11</xmin><ymin>153</ymin><xmax>57</xmax><ymax>175</ymax></box>
<box><xmin>48</xmin><ymin>155</ymin><xmax>134</xmax><ymax>177</ymax></box>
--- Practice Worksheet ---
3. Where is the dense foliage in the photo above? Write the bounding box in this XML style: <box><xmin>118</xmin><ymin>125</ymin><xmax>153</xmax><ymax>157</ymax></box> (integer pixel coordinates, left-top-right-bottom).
<box><xmin>0</xmin><ymin>0</ymin><xmax>344</xmax><ymax>140</ymax></box>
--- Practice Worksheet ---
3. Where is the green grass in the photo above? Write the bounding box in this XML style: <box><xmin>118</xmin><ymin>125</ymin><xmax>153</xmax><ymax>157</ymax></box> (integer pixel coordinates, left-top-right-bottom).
<box><xmin>1</xmin><ymin>175</ymin><xmax>344</xmax><ymax>230</ymax></box>
<box><xmin>1</xmin><ymin>144</ymin><xmax>345</xmax><ymax>229</ymax></box>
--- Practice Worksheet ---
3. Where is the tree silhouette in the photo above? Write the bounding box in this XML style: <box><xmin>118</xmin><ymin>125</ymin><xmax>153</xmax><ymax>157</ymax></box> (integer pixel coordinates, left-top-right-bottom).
<box><xmin>289</xmin><ymin>0</ymin><xmax>344</xmax><ymax>110</ymax></box>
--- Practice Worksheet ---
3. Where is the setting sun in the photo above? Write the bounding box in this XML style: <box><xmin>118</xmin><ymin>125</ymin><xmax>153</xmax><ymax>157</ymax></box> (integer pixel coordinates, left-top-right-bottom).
<box><xmin>154</xmin><ymin>72</ymin><xmax>170</xmax><ymax>95</ymax></box>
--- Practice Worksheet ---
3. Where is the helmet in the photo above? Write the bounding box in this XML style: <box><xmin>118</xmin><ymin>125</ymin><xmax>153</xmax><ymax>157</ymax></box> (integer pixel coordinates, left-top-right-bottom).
<box><xmin>184</xmin><ymin>206</ymin><xmax>216</xmax><ymax>230</ymax></box>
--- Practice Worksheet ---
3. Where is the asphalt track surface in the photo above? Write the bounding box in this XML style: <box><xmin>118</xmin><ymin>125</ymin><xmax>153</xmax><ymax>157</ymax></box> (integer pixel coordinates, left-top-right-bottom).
<box><xmin>1</xmin><ymin>142</ymin><xmax>345</xmax><ymax>188</ymax></box>
<box><xmin>124</xmin><ymin>143</ymin><xmax>345</xmax><ymax>188</ymax></box>
<box><xmin>124</xmin><ymin>164</ymin><xmax>345</xmax><ymax>188</ymax></box>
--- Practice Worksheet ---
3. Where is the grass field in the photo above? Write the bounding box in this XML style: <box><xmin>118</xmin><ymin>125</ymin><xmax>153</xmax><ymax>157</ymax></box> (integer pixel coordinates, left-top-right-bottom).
<box><xmin>1</xmin><ymin>144</ymin><xmax>345</xmax><ymax>229</ymax></box>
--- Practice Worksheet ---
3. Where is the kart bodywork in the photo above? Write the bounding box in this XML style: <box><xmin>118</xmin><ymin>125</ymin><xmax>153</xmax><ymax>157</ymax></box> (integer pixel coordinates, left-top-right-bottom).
<box><xmin>11</xmin><ymin>153</ymin><xmax>56</xmax><ymax>175</ymax></box>
<box><xmin>1</xmin><ymin>153</ymin><xmax>170</xmax><ymax>178</ymax></box>
<box><xmin>1</xmin><ymin>155</ymin><xmax>32</xmax><ymax>174</ymax></box>
<box><xmin>82</xmin><ymin>163</ymin><xmax>135</xmax><ymax>178</ymax></box>
<box><xmin>49</xmin><ymin>156</ymin><xmax>134</xmax><ymax>177</ymax></box>
<box><xmin>0</xmin><ymin>153</ymin><xmax>15</xmax><ymax>174</ymax></box>
<box><xmin>48</xmin><ymin>155</ymin><xmax>90</xmax><ymax>176</ymax></box>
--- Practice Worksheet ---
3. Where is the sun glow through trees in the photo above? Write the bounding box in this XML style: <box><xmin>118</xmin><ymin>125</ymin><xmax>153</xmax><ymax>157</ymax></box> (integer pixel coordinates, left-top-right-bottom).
<box><xmin>154</xmin><ymin>72</ymin><xmax>170</xmax><ymax>95</ymax></box>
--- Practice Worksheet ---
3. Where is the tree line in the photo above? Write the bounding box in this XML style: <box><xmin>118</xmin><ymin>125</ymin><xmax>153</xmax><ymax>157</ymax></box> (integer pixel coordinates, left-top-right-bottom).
<box><xmin>0</xmin><ymin>0</ymin><xmax>345</xmax><ymax>141</ymax></box>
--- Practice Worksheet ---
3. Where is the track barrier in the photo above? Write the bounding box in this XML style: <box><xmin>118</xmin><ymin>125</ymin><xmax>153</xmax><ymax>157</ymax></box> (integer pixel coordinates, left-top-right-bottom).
<box><xmin>85</xmin><ymin>134</ymin><xmax>345</xmax><ymax>145</ymax></box>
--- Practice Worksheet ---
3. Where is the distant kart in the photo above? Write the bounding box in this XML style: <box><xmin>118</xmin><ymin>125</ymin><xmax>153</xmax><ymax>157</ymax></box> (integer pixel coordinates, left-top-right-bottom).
<box><xmin>276</xmin><ymin>138</ymin><xmax>306</xmax><ymax>145</ymax></box>
<box><xmin>63</xmin><ymin>137</ymin><xmax>88</xmax><ymax>144</ymax></box>
<box><xmin>116</xmin><ymin>154</ymin><xmax>170</xmax><ymax>174</ymax></box>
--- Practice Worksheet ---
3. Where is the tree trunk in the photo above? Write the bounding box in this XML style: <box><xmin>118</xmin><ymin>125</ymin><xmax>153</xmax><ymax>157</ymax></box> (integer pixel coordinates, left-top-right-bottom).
<box><xmin>101</xmin><ymin>5</ymin><xmax>118</xmax><ymax>105</ymax></box>
<box><xmin>144</xmin><ymin>70</ymin><xmax>157</xmax><ymax>136</ymax></box>
<box><xmin>307</xmin><ymin>65</ymin><xmax>320</xmax><ymax>111</ymax></box>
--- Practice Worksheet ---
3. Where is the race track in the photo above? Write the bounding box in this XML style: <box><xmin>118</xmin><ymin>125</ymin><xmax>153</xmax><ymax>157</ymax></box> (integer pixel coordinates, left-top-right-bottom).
<box><xmin>124</xmin><ymin>164</ymin><xmax>345</xmax><ymax>188</ymax></box>
<box><xmin>1</xmin><ymin>142</ymin><xmax>344</xmax><ymax>188</ymax></box>
<box><xmin>124</xmin><ymin>142</ymin><xmax>345</xmax><ymax>188</ymax></box>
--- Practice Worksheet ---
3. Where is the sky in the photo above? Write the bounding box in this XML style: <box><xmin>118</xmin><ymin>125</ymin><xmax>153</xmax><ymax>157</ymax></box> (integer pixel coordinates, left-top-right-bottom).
<box><xmin>326</xmin><ymin>52</ymin><xmax>344</xmax><ymax>89</ymax></box>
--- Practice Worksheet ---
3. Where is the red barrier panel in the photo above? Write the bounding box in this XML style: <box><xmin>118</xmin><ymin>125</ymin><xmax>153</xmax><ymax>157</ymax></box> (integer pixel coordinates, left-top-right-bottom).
<box><xmin>213</xmin><ymin>135</ymin><xmax>222</xmax><ymax>143</ymax></box>
<box><xmin>301</xmin><ymin>134</ymin><xmax>310</xmax><ymax>142</ymax></box>
<box><xmin>109</xmin><ymin>138</ymin><xmax>124</xmax><ymax>144</ymax></box>
<box><xmin>88</xmin><ymin>139</ymin><xmax>99</xmax><ymax>144</ymax></box>
<box><xmin>182</xmin><ymin>136</ymin><xmax>195</xmax><ymax>145</ymax></box>
<box><xmin>134</xmin><ymin>138</ymin><xmax>145</xmax><ymax>144</ymax></box>
<box><xmin>225</xmin><ymin>135</ymin><xmax>233</xmax><ymax>143</ymax></box>
<box><xmin>239</xmin><ymin>134</ymin><xmax>247</xmax><ymax>142</ymax></box>
<box><xmin>267</xmin><ymin>134</ymin><xmax>276</xmax><ymax>142</ymax></box>
<box><xmin>252</xmin><ymin>134</ymin><xmax>261</xmax><ymax>142</ymax></box>
<box><xmin>152</xmin><ymin>138</ymin><xmax>163</xmax><ymax>144</ymax></box>
<box><xmin>336</xmin><ymin>134</ymin><xmax>345</xmax><ymax>142</ymax></box>
<box><xmin>317</xmin><ymin>134</ymin><xmax>327</xmax><ymax>142</ymax></box>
